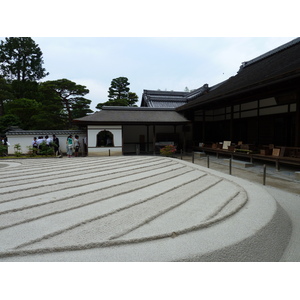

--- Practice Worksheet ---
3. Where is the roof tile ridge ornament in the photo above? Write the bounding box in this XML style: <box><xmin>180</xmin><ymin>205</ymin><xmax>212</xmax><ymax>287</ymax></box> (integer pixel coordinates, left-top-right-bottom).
<box><xmin>186</xmin><ymin>83</ymin><xmax>209</xmax><ymax>102</ymax></box>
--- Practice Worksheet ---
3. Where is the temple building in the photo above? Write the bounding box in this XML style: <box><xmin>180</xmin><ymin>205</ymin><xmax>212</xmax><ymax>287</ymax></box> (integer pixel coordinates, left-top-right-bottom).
<box><xmin>73</xmin><ymin>38</ymin><xmax>300</xmax><ymax>164</ymax></box>
<box><xmin>5</xmin><ymin>38</ymin><xmax>300</xmax><ymax>167</ymax></box>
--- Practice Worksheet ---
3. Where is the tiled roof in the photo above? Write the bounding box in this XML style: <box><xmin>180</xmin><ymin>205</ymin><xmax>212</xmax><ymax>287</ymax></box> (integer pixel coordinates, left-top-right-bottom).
<box><xmin>141</xmin><ymin>90</ymin><xmax>188</xmax><ymax>108</ymax></box>
<box><xmin>74</xmin><ymin>106</ymin><xmax>190</xmax><ymax>125</ymax></box>
<box><xmin>141</xmin><ymin>84</ymin><xmax>212</xmax><ymax>108</ymax></box>
<box><xmin>240</xmin><ymin>37</ymin><xmax>300</xmax><ymax>69</ymax></box>
<box><xmin>177</xmin><ymin>37</ymin><xmax>300</xmax><ymax>111</ymax></box>
<box><xmin>6</xmin><ymin>128</ymin><xmax>85</xmax><ymax>135</ymax></box>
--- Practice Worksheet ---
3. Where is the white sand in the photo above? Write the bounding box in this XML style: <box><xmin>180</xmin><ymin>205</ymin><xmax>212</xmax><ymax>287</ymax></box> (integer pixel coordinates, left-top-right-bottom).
<box><xmin>0</xmin><ymin>156</ymin><xmax>294</xmax><ymax>261</ymax></box>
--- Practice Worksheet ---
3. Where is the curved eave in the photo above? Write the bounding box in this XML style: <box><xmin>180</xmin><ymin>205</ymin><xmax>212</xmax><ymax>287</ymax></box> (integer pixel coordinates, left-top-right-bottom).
<box><xmin>177</xmin><ymin>71</ymin><xmax>300</xmax><ymax>112</ymax></box>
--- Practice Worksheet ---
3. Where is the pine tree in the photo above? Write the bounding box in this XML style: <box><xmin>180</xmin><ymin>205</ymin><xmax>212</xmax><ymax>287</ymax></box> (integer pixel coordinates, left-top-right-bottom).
<box><xmin>0</xmin><ymin>37</ymin><xmax>49</xmax><ymax>82</ymax></box>
<box><xmin>96</xmin><ymin>77</ymin><xmax>138</xmax><ymax>110</ymax></box>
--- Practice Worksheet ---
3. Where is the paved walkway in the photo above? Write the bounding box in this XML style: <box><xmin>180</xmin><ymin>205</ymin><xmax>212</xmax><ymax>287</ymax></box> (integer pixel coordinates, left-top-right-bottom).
<box><xmin>0</xmin><ymin>155</ymin><xmax>298</xmax><ymax>261</ymax></box>
<box><xmin>180</xmin><ymin>153</ymin><xmax>300</xmax><ymax>194</ymax></box>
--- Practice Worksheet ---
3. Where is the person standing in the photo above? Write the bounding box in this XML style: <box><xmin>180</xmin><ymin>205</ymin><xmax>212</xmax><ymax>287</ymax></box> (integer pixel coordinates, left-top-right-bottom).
<box><xmin>74</xmin><ymin>135</ymin><xmax>80</xmax><ymax>157</ymax></box>
<box><xmin>66</xmin><ymin>135</ymin><xmax>74</xmax><ymax>158</ymax></box>
<box><xmin>45</xmin><ymin>135</ymin><xmax>52</xmax><ymax>146</ymax></box>
<box><xmin>1</xmin><ymin>135</ymin><xmax>9</xmax><ymax>156</ymax></box>
<box><xmin>36</xmin><ymin>136</ymin><xmax>44</xmax><ymax>153</ymax></box>
<box><xmin>83</xmin><ymin>136</ymin><xmax>87</xmax><ymax>156</ymax></box>
<box><xmin>32</xmin><ymin>137</ymin><xmax>38</xmax><ymax>154</ymax></box>
<box><xmin>52</xmin><ymin>134</ymin><xmax>60</xmax><ymax>157</ymax></box>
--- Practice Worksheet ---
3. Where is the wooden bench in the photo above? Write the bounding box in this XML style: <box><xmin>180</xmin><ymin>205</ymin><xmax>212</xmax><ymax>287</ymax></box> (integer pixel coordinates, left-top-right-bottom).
<box><xmin>196</xmin><ymin>146</ymin><xmax>252</xmax><ymax>160</ymax></box>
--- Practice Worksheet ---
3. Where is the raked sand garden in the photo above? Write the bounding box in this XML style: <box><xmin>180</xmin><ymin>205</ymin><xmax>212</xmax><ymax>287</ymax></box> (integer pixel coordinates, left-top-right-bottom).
<box><xmin>0</xmin><ymin>156</ymin><xmax>293</xmax><ymax>261</ymax></box>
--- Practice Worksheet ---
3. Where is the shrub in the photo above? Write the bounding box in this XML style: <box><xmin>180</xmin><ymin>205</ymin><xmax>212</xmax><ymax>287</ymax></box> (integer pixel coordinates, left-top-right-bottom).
<box><xmin>27</xmin><ymin>145</ymin><xmax>37</xmax><ymax>157</ymax></box>
<box><xmin>0</xmin><ymin>144</ymin><xmax>8</xmax><ymax>156</ymax></box>
<box><xmin>38</xmin><ymin>141</ymin><xmax>55</xmax><ymax>156</ymax></box>
<box><xmin>14</xmin><ymin>143</ymin><xmax>22</xmax><ymax>157</ymax></box>
<box><xmin>160</xmin><ymin>145</ymin><xmax>177</xmax><ymax>156</ymax></box>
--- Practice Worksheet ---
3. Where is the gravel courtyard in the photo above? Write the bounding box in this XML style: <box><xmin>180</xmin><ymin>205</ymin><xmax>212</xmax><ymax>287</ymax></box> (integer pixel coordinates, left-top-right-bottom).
<box><xmin>0</xmin><ymin>156</ymin><xmax>294</xmax><ymax>261</ymax></box>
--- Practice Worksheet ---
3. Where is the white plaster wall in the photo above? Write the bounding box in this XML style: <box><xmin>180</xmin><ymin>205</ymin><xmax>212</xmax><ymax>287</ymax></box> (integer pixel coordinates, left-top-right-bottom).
<box><xmin>87</xmin><ymin>125</ymin><xmax>122</xmax><ymax>156</ymax></box>
<box><xmin>6</xmin><ymin>134</ymin><xmax>86</xmax><ymax>155</ymax></box>
<box><xmin>88</xmin><ymin>147</ymin><xmax>122</xmax><ymax>156</ymax></box>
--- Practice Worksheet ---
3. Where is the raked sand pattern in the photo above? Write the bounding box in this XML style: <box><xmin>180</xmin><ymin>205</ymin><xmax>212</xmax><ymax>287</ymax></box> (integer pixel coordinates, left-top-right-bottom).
<box><xmin>0</xmin><ymin>156</ymin><xmax>292</xmax><ymax>261</ymax></box>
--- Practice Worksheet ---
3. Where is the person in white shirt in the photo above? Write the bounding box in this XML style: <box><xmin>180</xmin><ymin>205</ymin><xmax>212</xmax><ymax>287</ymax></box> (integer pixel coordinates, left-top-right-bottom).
<box><xmin>32</xmin><ymin>137</ymin><xmax>38</xmax><ymax>154</ymax></box>
<box><xmin>45</xmin><ymin>135</ymin><xmax>52</xmax><ymax>146</ymax></box>
<box><xmin>36</xmin><ymin>136</ymin><xmax>44</xmax><ymax>151</ymax></box>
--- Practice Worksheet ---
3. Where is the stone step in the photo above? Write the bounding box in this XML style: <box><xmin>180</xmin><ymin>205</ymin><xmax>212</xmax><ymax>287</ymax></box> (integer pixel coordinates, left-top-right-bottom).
<box><xmin>194</xmin><ymin>151</ymin><xmax>207</xmax><ymax>157</ymax></box>
<box><xmin>224</xmin><ymin>159</ymin><xmax>253</xmax><ymax>168</ymax></box>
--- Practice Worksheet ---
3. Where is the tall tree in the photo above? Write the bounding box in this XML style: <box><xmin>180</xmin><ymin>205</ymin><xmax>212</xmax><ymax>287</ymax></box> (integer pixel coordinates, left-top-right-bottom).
<box><xmin>5</xmin><ymin>98</ymin><xmax>42</xmax><ymax>130</ymax></box>
<box><xmin>40</xmin><ymin>79</ymin><xmax>91</xmax><ymax>127</ymax></box>
<box><xmin>72</xmin><ymin>97</ymin><xmax>93</xmax><ymax>119</ymax></box>
<box><xmin>0</xmin><ymin>77</ymin><xmax>14</xmax><ymax>116</ymax></box>
<box><xmin>96</xmin><ymin>76</ymin><xmax>138</xmax><ymax>109</ymax></box>
<box><xmin>33</xmin><ymin>82</ymin><xmax>68</xmax><ymax>129</ymax></box>
<box><xmin>108</xmin><ymin>77</ymin><xmax>130</xmax><ymax>101</ymax></box>
<box><xmin>0</xmin><ymin>37</ymin><xmax>49</xmax><ymax>82</ymax></box>
<box><xmin>0</xmin><ymin>114</ymin><xmax>21</xmax><ymax>134</ymax></box>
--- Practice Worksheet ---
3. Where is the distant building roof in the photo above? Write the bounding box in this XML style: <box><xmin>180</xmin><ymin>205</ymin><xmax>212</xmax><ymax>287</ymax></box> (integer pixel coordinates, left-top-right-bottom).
<box><xmin>141</xmin><ymin>90</ymin><xmax>189</xmax><ymax>108</ymax></box>
<box><xmin>73</xmin><ymin>106</ymin><xmax>190</xmax><ymax>125</ymax></box>
<box><xmin>141</xmin><ymin>84</ymin><xmax>213</xmax><ymax>108</ymax></box>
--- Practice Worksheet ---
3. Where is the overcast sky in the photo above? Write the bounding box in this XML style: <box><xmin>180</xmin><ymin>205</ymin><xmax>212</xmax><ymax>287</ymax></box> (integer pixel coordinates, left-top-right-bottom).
<box><xmin>3</xmin><ymin>37</ymin><xmax>294</xmax><ymax>111</ymax></box>
<box><xmin>2</xmin><ymin>2</ymin><xmax>298</xmax><ymax>112</ymax></box>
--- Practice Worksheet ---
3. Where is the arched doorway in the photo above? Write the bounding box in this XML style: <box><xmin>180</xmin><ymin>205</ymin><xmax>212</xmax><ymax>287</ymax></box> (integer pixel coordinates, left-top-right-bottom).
<box><xmin>97</xmin><ymin>130</ymin><xmax>114</xmax><ymax>147</ymax></box>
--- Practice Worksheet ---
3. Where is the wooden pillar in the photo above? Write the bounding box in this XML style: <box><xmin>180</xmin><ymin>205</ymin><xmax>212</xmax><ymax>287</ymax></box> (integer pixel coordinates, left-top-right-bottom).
<box><xmin>153</xmin><ymin>125</ymin><xmax>156</xmax><ymax>155</ymax></box>
<box><xmin>295</xmin><ymin>92</ymin><xmax>300</xmax><ymax>147</ymax></box>
<box><xmin>146</xmin><ymin>125</ymin><xmax>149</xmax><ymax>152</ymax></box>
<box><xmin>230</xmin><ymin>105</ymin><xmax>234</xmax><ymax>141</ymax></box>
<box><xmin>182</xmin><ymin>124</ymin><xmax>187</xmax><ymax>153</ymax></box>
<box><xmin>121</xmin><ymin>125</ymin><xmax>124</xmax><ymax>155</ymax></box>
<box><xmin>85</xmin><ymin>127</ymin><xmax>89</xmax><ymax>157</ymax></box>
<box><xmin>202</xmin><ymin>110</ymin><xmax>206</xmax><ymax>142</ymax></box>
<box><xmin>257</xmin><ymin>99</ymin><xmax>260</xmax><ymax>145</ymax></box>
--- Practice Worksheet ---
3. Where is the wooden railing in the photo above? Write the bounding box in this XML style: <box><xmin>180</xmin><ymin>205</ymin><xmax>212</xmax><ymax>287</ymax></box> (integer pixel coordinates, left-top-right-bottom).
<box><xmin>194</xmin><ymin>145</ymin><xmax>300</xmax><ymax>170</ymax></box>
